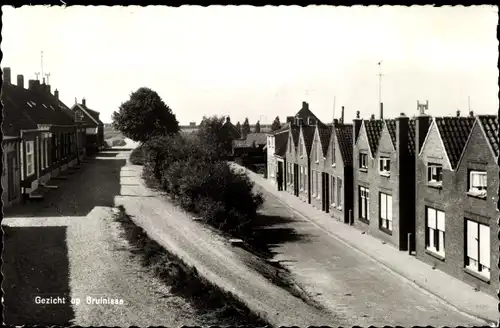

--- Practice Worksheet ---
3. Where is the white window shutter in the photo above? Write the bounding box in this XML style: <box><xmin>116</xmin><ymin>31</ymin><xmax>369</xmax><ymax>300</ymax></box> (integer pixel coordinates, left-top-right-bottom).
<box><xmin>387</xmin><ymin>195</ymin><xmax>392</xmax><ymax>221</ymax></box>
<box><xmin>467</xmin><ymin>220</ymin><xmax>478</xmax><ymax>260</ymax></box>
<box><xmin>479</xmin><ymin>224</ymin><xmax>490</xmax><ymax>267</ymax></box>
<box><xmin>437</xmin><ymin>211</ymin><xmax>445</xmax><ymax>231</ymax></box>
<box><xmin>427</xmin><ymin>208</ymin><xmax>436</xmax><ymax>229</ymax></box>
<box><xmin>380</xmin><ymin>194</ymin><xmax>387</xmax><ymax>219</ymax></box>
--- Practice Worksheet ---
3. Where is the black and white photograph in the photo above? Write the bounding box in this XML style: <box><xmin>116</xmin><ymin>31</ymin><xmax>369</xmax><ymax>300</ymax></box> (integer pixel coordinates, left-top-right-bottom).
<box><xmin>1</xmin><ymin>4</ymin><xmax>498</xmax><ymax>327</ymax></box>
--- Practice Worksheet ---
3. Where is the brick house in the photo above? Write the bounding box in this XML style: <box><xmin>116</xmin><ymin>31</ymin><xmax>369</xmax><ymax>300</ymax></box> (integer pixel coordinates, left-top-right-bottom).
<box><xmin>1</xmin><ymin>67</ymin><xmax>85</xmax><ymax>203</ymax></box>
<box><xmin>271</xmin><ymin>129</ymin><xmax>290</xmax><ymax>187</ymax></box>
<box><xmin>296</xmin><ymin>125</ymin><xmax>315</xmax><ymax>203</ymax></box>
<box><xmin>2</xmin><ymin>136</ymin><xmax>22</xmax><ymax>207</ymax></box>
<box><xmin>415</xmin><ymin>112</ymin><xmax>498</xmax><ymax>296</ymax></box>
<box><xmin>71</xmin><ymin>98</ymin><xmax>105</xmax><ymax>155</ymax></box>
<box><xmin>323</xmin><ymin>114</ymin><xmax>354</xmax><ymax>224</ymax></box>
<box><xmin>310</xmin><ymin>124</ymin><xmax>332</xmax><ymax>211</ymax></box>
<box><xmin>285</xmin><ymin>126</ymin><xmax>301</xmax><ymax>197</ymax></box>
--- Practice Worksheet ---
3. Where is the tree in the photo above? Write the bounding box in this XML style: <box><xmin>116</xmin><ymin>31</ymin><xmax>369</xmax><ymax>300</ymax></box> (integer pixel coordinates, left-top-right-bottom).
<box><xmin>235</xmin><ymin>121</ymin><xmax>241</xmax><ymax>135</ymax></box>
<box><xmin>197</xmin><ymin>115</ymin><xmax>233</xmax><ymax>157</ymax></box>
<box><xmin>241</xmin><ymin>118</ymin><xmax>250</xmax><ymax>139</ymax></box>
<box><xmin>111</xmin><ymin>87</ymin><xmax>179</xmax><ymax>143</ymax></box>
<box><xmin>254</xmin><ymin>121</ymin><xmax>261</xmax><ymax>133</ymax></box>
<box><xmin>271</xmin><ymin>116</ymin><xmax>281</xmax><ymax>131</ymax></box>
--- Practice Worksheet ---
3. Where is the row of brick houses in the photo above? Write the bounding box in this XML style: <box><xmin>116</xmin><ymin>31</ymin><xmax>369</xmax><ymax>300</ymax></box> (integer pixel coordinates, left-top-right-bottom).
<box><xmin>1</xmin><ymin>67</ymin><xmax>105</xmax><ymax>208</ymax></box>
<box><xmin>266</xmin><ymin>100</ymin><xmax>498</xmax><ymax>296</ymax></box>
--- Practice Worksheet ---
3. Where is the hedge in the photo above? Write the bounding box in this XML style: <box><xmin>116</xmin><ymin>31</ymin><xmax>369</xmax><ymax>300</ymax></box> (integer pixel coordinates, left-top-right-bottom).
<box><xmin>142</xmin><ymin>134</ymin><xmax>263</xmax><ymax>238</ymax></box>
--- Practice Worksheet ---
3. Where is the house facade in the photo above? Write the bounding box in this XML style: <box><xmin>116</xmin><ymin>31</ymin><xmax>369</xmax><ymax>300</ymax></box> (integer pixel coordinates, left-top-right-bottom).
<box><xmin>71</xmin><ymin>98</ymin><xmax>105</xmax><ymax>155</ymax></box>
<box><xmin>415</xmin><ymin>113</ymin><xmax>498</xmax><ymax>296</ymax></box>
<box><xmin>285</xmin><ymin>126</ymin><xmax>300</xmax><ymax>197</ymax></box>
<box><xmin>310</xmin><ymin>125</ymin><xmax>332</xmax><ymax>211</ymax></box>
<box><xmin>2</xmin><ymin>67</ymin><xmax>85</xmax><ymax>205</ymax></box>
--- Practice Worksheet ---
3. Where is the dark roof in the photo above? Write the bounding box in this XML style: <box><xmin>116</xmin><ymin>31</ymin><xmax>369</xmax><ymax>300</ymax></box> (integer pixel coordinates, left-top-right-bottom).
<box><xmin>2</xmin><ymin>82</ymin><xmax>75</xmax><ymax>136</ymax></box>
<box><xmin>291</xmin><ymin>126</ymin><xmax>300</xmax><ymax>147</ymax></box>
<box><xmin>301</xmin><ymin>126</ymin><xmax>316</xmax><ymax>156</ymax></box>
<box><xmin>233</xmin><ymin>132</ymin><xmax>267</xmax><ymax>148</ymax></box>
<box><xmin>275</xmin><ymin>131</ymin><xmax>289</xmax><ymax>157</ymax></box>
<box><xmin>336</xmin><ymin>123</ymin><xmax>353</xmax><ymax>166</ymax></box>
<box><xmin>222</xmin><ymin>119</ymin><xmax>242</xmax><ymax>139</ymax></box>
<box><xmin>478</xmin><ymin>115</ymin><xmax>499</xmax><ymax>158</ymax></box>
<box><xmin>408</xmin><ymin>119</ymin><xmax>416</xmax><ymax>155</ymax></box>
<box><xmin>294</xmin><ymin>102</ymin><xmax>327</xmax><ymax>128</ymax></box>
<box><xmin>270</xmin><ymin>122</ymin><xmax>291</xmax><ymax>135</ymax></box>
<box><xmin>434</xmin><ymin>116</ymin><xmax>475</xmax><ymax>169</ymax></box>
<box><xmin>317</xmin><ymin>126</ymin><xmax>332</xmax><ymax>156</ymax></box>
<box><xmin>364</xmin><ymin>119</ymin><xmax>384</xmax><ymax>156</ymax></box>
<box><xmin>385</xmin><ymin>119</ymin><xmax>397</xmax><ymax>148</ymax></box>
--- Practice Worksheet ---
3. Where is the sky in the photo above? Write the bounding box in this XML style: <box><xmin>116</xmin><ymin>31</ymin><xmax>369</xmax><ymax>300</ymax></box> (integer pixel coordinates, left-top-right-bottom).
<box><xmin>2</xmin><ymin>5</ymin><xmax>498</xmax><ymax>125</ymax></box>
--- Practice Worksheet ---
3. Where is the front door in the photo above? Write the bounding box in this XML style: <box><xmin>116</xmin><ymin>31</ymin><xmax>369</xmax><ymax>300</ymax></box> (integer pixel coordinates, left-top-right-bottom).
<box><xmin>7</xmin><ymin>152</ymin><xmax>17</xmax><ymax>201</ymax></box>
<box><xmin>293</xmin><ymin>164</ymin><xmax>299</xmax><ymax>196</ymax></box>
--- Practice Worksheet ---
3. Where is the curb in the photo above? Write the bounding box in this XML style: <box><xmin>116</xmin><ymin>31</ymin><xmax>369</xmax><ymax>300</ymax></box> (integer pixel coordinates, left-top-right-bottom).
<box><xmin>255</xmin><ymin>179</ymin><xmax>496</xmax><ymax>326</ymax></box>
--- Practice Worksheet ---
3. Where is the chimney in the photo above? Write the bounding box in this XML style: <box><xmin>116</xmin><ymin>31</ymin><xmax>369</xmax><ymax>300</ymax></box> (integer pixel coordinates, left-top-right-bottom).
<box><xmin>380</xmin><ymin>102</ymin><xmax>384</xmax><ymax>119</ymax></box>
<box><xmin>333</xmin><ymin>118</ymin><xmax>339</xmax><ymax>126</ymax></box>
<box><xmin>54</xmin><ymin>89</ymin><xmax>59</xmax><ymax>99</ymax></box>
<box><xmin>302</xmin><ymin>101</ymin><xmax>309</xmax><ymax>110</ymax></box>
<box><xmin>469</xmin><ymin>111</ymin><xmax>474</xmax><ymax>117</ymax></box>
<box><xmin>415</xmin><ymin>114</ymin><xmax>431</xmax><ymax>156</ymax></box>
<box><xmin>396</xmin><ymin>113</ymin><xmax>409</xmax><ymax>157</ymax></box>
<box><xmin>28</xmin><ymin>79</ymin><xmax>37</xmax><ymax>90</ymax></box>
<box><xmin>340</xmin><ymin>106</ymin><xmax>345</xmax><ymax>124</ymax></box>
<box><xmin>46</xmin><ymin>84</ymin><xmax>51</xmax><ymax>94</ymax></box>
<box><xmin>82</xmin><ymin>98</ymin><xmax>86</xmax><ymax>107</ymax></box>
<box><xmin>286</xmin><ymin>116</ymin><xmax>294</xmax><ymax>124</ymax></box>
<box><xmin>353</xmin><ymin>110</ymin><xmax>362</xmax><ymax>147</ymax></box>
<box><xmin>3</xmin><ymin>67</ymin><xmax>11</xmax><ymax>84</ymax></box>
<box><xmin>456</xmin><ymin>110</ymin><xmax>461</xmax><ymax>117</ymax></box>
<box><xmin>370</xmin><ymin>114</ymin><xmax>375</xmax><ymax>120</ymax></box>
<box><xmin>17</xmin><ymin>74</ymin><xmax>24</xmax><ymax>89</ymax></box>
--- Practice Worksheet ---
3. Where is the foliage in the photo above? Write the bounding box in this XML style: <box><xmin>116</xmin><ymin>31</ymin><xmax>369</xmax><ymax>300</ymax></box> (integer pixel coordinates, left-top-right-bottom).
<box><xmin>254</xmin><ymin>121</ymin><xmax>261</xmax><ymax>133</ymax></box>
<box><xmin>241</xmin><ymin>118</ymin><xmax>250</xmax><ymax>139</ymax></box>
<box><xmin>141</xmin><ymin>133</ymin><xmax>264</xmax><ymax>238</ymax></box>
<box><xmin>111</xmin><ymin>87</ymin><xmax>180</xmax><ymax>143</ymax></box>
<box><xmin>112</xmin><ymin>139</ymin><xmax>127</xmax><ymax>147</ymax></box>
<box><xmin>271</xmin><ymin>116</ymin><xmax>281</xmax><ymax>131</ymax></box>
<box><xmin>196</xmin><ymin>115</ymin><xmax>233</xmax><ymax>157</ymax></box>
<box><xmin>130</xmin><ymin>145</ymin><xmax>146</xmax><ymax>165</ymax></box>
<box><xmin>235</xmin><ymin>121</ymin><xmax>241</xmax><ymax>135</ymax></box>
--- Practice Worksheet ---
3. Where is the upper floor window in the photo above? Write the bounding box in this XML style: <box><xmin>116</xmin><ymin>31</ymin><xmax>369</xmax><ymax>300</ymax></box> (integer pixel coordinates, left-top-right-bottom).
<box><xmin>315</xmin><ymin>138</ymin><xmax>320</xmax><ymax>162</ymax></box>
<box><xmin>379</xmin><ymin>157</ymin><xmax>390</xmax><ymax>176</ymax></box>
<box><xmin>288</xmin><ymin>138</ymin><xmax>292</xmax><ymax>153</ymax></box>
<box><xmin>359</xmin><ymin>153</ymin><xmax>368</xmax><ymax>170</ymax></box>
<box><xmin>468</xmin><ymin>170</ymin><xmax>487</xmax><ymax>198</ymax></box>
<box><xmin>331</xmin><ymin>138</ymin><xmax>336</xmax><ymax>166</ymax></box>
<box><xmin>427</xmin><ymin>163</ymin><xmax>443</xmax><ymax>186</ymax></box>
<box><xmin>299</xmin><ymin>138</ymin><xmax>303</xmax><ymax>157</ymax></box>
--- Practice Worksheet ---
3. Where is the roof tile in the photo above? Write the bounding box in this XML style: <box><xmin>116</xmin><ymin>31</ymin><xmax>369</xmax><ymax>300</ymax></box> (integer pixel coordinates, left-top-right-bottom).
<box><xmin>364</xmin><ymin>119</ymin><xmax>384</xmax><ymax>156</ymax></box>
<box><xmin>318</xmin><ymin>126</ymin><xmax>332</xmax><ymax>156</ymax></box>
<box><xmin>435</xmin><ymin>116</ymin><xmax>475</xmax><ymax>169</ymax></box>
<box><xmin>336</xmin><ymin>123</ymin><xmax>353</xmax><ymax>166</ymax></box>
<box><xmin>478</xmin><ymin>115</ymin><xmax>499</xmax><ymax>158</ymax></box>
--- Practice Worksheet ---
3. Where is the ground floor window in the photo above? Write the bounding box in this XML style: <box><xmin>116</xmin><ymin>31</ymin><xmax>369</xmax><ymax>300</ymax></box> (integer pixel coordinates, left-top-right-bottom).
<box><xmin>465</xmin><ymin>219</ymin><xmax>490</xmax><ymax>280</ymax></box>
<box><xmin>379</xmin><ymin>192</ymin><xmax>393</xmax><ymax>231</ymax></box>
<box><xmin>299</xmin><ymin>166</ymin><xmax>303</xmax><ymax>190</ymax></box>
<box><xmin>331</xmin><ymin>175</ymin><xmax>336</xmax><ymax>205</ymax></box>
<box><xmin>359</xmin><ymin>186</ymin><xmax>369</xmax><ymax>221</ymax></box>
<box><xmin>25</xmin><ymin>140</ymin><xmax>35</xmax><ymax>176</ymax></box>
<box><xmin>336</xmin><ymin>178</ymin><xmax>343</xmax><ymax>208</ymax></box>
<box><xmin>426</xmin><ymin>207</ymin><xmax>445</xmax><ymax>257</ymax></box>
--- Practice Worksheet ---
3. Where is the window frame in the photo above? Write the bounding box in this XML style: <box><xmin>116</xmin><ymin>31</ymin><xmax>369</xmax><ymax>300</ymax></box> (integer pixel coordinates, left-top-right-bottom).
<box><xmin>379</xmin><ymin>192</ymin><xmax>393</xmax><ymax>232</ymax></box>
<box><xmin>468</xmin><ymin>170</ymin><xmax>487</xmax><ymax>198</ymax></box>
<box><xmin>379</xmin><ymin>156</ymin><xmax>391</xmax><ymax>176</ymax></box>
<box><xmin>425</xmin><ymin>207</ymin><xmax>446</xmax><ymax>257</ymax></box>
<box><xmin>465</xmin><ymin>219</ymin><xmax>490</xmax><ymax>280</ymax></box>
<box><xmin>331</xmin><ymin>175</ymin><xmax>336</xmax><ymax>206</ymax></box>
<box><xmin>359</xmin><ymin>186</ymin><xmax>370</xmax><ymax>221</ymax></box>
<box><xmin>337</xmin><ymin>178</ymin><xmax>343</xmax><ymax>209</ymax></box>
<box><xmin>359</xmin><ymin>153</ymin><xmax>368</xmax><ymax>170</ymax></box>
<box><xmin>427</xmin><ymin>163</ymin><xmax>443</xmax><ymax>186</ymax></box>
<box><xmin>25</xmin><ymin>140</ymin><xmax>35</xmax><ymax>177</ymax></box>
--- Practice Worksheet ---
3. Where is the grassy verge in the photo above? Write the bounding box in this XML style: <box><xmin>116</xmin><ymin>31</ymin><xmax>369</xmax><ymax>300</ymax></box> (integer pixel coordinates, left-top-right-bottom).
<box><xmin>113</xmin><ymin>205</ymin><xmax>270</xmax><ymax>327</ymax></box>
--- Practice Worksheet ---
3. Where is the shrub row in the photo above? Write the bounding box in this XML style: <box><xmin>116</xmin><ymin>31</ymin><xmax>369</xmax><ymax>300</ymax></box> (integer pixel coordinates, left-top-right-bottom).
<box><xmin>142</xmin><ymin>134</ymin><xmax>264</xmax><ymax>238</ymax></box>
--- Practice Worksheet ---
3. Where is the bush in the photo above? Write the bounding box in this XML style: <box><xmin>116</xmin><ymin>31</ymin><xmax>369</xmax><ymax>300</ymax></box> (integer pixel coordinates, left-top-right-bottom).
<box><xmin>112</xmin><ymin>138</ymin><xmax>127</xmax><ymax>147</ymax></box>
<box><xmin>130</xmin><ymin>145</ymin><xmax>146</xmax><ymax>165</ymax></box>
<box><xmin>141</xmin><ymin>134</ymin><xmax>263</xmax><ymax>238</ymax></box>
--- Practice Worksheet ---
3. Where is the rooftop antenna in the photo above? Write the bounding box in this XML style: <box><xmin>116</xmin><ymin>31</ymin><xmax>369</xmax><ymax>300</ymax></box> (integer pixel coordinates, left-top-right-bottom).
<box><xmin>332</xmin><ymin>95</ymin><xmax>336</xmax><ymax>123</ymax></box>
<box><xmin>377</xmin><ymin>61</ymin><xmax>384</xmax><ymax>106</ymax></box>
<box><xmin>34</xmin><ymin>72</ymin><xmax>40</xmax><ymax>81</ymax></box>
<box><xmin>45</xmin><ymin>72</ymin><xmax>51</xmax><ymax>85</ymax></box>
<box><xmin>468</xmin><ymin>96</ymin><xmax>471</xmax><ymax>111</ymax></box>
<box><xmin>417</xmin><ymin>100</ymin><xmax>429</xmax><ymax>116</ymax></box>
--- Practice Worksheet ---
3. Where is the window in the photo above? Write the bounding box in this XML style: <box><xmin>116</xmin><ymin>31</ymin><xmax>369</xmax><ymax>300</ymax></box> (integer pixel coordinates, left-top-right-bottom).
<box><xmin>426</xmin><ymin>207</ymin><xmax>445</xmax><ymax>257</ymax></box>
<box><xmin>359</xmin><ymin>153</ymin><xmax>368</xmax><ymax>170</ymax></box>
<box><xmin>331</xmin><ymin>176</ymin><xmax>336</xmax><ymax>205</ymax></box>
<box><xmin>299</xmin><ymin>166</ymin><xmax>303</xmax><ymax>190</ymax></box>
<box><xmin>288</xmin><ymin>138</ymin><xmax>292</xmax><ymax>153</ymax></box>
<box><xmin>44</xmin><ymin>138</ymin><xmax>49</xmax><ymax>168</ymax></box>
<box><xmin>337</xmin><ymin>178</ymin><xmax>343</xmax><ymax>208</ymax></box>
<box><xmin>304</xmin><ymin>169</ymin><xmax>308</xmax><ymax>193</ymax></box>
<box><xmin>380</xmin><ymin>193</ymin><xmax>393</xmax><ymax>231</ymax></box>
<box><xmin>299</xmin><ymin>138</ymin><xmax>303</xmax><ymax>157</ymax></box>
<box><xmin>359</xmin><ymin>186</ymin><xmax>369</xmax><ymax>221</ymax></box>
<box><xmin>379</xmin><ymin>157</ymin><xmax>390</xmax><ymax>175</ymax></box>
<box><xmin>468</xmin><ymin>170</ymin><xmax>487</xmax><ymax>197</ymax></box>
<box><xmin>26</xmin><ymin>141</ymin><xmax>35</xmax><ymax>176</ymax></box>
<box><xmin>427</xmin><ymin>163</ymin><xmax>443</xmax><ymax>185</ymax></box>
<box><xmin>465</xmin><ymin>220</ymin><xmax>490</xmax><ymax>280</ymax></box>
<box><xmin>312</xmin><ymin>170</ymin><xmax>316</xmax><ymax>196</ymax></box>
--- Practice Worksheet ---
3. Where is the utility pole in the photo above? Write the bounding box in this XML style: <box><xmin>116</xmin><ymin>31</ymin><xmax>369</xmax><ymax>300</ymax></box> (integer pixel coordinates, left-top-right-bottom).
<box><xmin>377</xmin><ymin>60</ymin><xmax>385</xmax><ymax>119</ymax></box>
<box><xmin>468</xmin><ymin>96</ymin><xmax>471</xmax><ymax>111</ymax></box>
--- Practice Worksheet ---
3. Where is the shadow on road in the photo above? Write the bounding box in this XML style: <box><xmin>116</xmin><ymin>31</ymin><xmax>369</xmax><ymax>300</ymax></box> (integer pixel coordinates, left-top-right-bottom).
<box><xmin>2</xmin><ymin>225</ymin><xmax>75</xmax><ymax>326</ymax></box>
<box><xmin>4</xmin><ymin>157</ymin><xmax>127</xmax><ymax>218</ymax></box>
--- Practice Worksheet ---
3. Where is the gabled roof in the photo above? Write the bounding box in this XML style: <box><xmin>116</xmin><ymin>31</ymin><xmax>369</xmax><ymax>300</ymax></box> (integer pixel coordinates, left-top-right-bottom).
<box><xmin>222</xmin><ymin>119</ymin><xmax>242</xmax><ymax>139</ymax></box>
<box><xmin>335</xmin><ymin>123</ymin><xmax>353</xmax><ymax>166</ymax></box>
<box><xmin>477</xmin><ymin>115</ymin><xmax>499</xmax><ymax>159</ymax></box>
<box><xmin>317</xmin><ymin>126</ymin><xmax>332</xmax><ymax>156</ymax></box>
<box><xmin>301</xmin><ymin>125</ymin><xmax>316</xmax><ymax>156</ymax></box>
<box><xmin>2</xmin><ymin>82</ymin><xmax>75</xmax><ymax>136</ymax></box>
<box><xmin>290</xmin><ymin>126</ymin><xmax>300</xmax><ymax>147</ymax></box>
<box><xmin>232</xmin><ymin>132</ymin><xmax>267</xmax><ymax>148</ymax></box>
<box><xmin>275</xmin><ymin>131</ymin><xmax>289</xmax><ymax>157</ymax></box>
<box><xmin>434</xmin><ymin>116</ymin><xmax>475</xmax><ymax>169</ymax></box>
<box><xmin>363</xmin><ymin>119</ymin><xmax>384</xmax><ymax>157</ymax></box>
<box><xmin>72</xmin><ymin>102</ymin><xmax>104</xmax><ymax>127</ymax></box>
<box><xmin>269</xmin><ymin>122</ymin><xmax>291</xmax><ymax>135</ymax></box>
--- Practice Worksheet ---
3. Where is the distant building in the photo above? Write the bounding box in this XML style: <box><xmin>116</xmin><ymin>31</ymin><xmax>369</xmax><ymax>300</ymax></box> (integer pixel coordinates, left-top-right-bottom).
<box><xmin>71</xmin><ymin>98</ymin><xmax>105</xmax><ymax>155</ymax></box>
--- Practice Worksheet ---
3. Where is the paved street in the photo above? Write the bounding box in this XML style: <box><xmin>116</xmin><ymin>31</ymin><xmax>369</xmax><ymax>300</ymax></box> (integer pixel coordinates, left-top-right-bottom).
<box><xmin>2</xmin><ymin>148</ymin><xmax>203</xmax><ymax>327</ymax></box>
<box><xmin>251</xmin><ymin>183</ymin><xmax>482</xmax><ymax>326</ymax></box>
